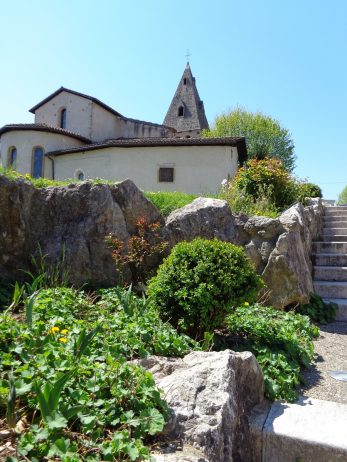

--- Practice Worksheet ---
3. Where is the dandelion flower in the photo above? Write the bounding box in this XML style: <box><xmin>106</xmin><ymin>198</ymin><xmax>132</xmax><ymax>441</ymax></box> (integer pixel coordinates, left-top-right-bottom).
<box><xmin>58</xmin><ymin>337</ymin><xmax>68</xmax><ymax>343</ymax></box>
<box><xmin>61</xmin><ymin>329</ymin><xmax>68</xmax><ymax>335</ymax></box>
<box><xmin>49</xmin><ymin>326</ymin><xmax>60</xmax><ymax>334</ymax></box>
<box><xmin>244</xmin><ymin>302</ymin><xmax>250</xmax><ymax>306</ymax></box>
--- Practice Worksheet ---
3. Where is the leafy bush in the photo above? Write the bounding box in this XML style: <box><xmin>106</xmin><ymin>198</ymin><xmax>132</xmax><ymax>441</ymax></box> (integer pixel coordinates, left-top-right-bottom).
<box><xmin>232</xmin><ymin>157</ymin><xmax>297</xmax><ymax>210</ymax></box>
<box><xmin>296</xmin><ymin>293</ymin><xmax>337</xmax><ymax>324</ymax></box>
<box><xmin>225</xmin><ymin>304</ymin><xmax>319</xmax><ymax>401</ymax></box>
<box><xmin>144</xmin><ymin>191</ymin><xmax>198</xmax><ymax>217</ymax></box>
<box><xmin>0</xmin><ymin>287</ymin><xmax>197</xmax><ymax>461</ymax></box>
<box><xmin>295</xmin><ymin>182</ymin><xmax>322</xmax><ymax>203</ymax></box>
<box><xmin>147</xmin><ymin>239</ymin><xmax>263</xmax><ymax>339</ymax></box>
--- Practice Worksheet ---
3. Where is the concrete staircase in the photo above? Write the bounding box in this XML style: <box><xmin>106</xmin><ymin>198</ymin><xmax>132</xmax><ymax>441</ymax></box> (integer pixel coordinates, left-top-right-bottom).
<box><xmin>312</xmin><ymin>206</ymin><xmax>347</xmax><ymax>321</ymax></box>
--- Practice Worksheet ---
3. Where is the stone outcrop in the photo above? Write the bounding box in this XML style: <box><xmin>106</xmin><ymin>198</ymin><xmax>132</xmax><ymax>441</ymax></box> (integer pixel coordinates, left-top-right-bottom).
<box><xmin>164</xmin><ymin>198</ymin><xmax>324</xmax><ymax>307</ymax></box>
<box><xmin>0</xmin><ymin>175</ymin><xmax>162</xmax><ymax>286</ymax></box>
<box><xmin>140</xmin><ymin>350</ymin><xmax>265</xmax><ymax>462</ymax></box>
<box><xmin>0</xmin><ymin>174</ymin><xmax>323</xmax><ymax>307</ymax></box>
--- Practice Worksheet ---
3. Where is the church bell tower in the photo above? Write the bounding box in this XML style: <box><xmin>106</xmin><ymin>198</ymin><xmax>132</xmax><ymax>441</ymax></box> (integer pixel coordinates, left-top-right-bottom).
<box><xmin>164</xmin><ymin>62</ymin><xmax>209</xmax><ymax>138</ymax></box>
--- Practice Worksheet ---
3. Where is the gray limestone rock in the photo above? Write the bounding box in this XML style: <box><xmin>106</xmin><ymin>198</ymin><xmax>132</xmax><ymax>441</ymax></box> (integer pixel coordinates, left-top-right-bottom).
<box><xmin>165</xmin><ymin>197</ymin><xmax>239</xmax><ymax>246</ymax></box>
<box><xmin>0</xmin><ymin>176</ymin><xmax>162</xmax><ymax>287</ymax></box>
<box><xmin>140</xmin><ymin>350</ymin><xmax>265</xmax><ymax>462</ymax></box>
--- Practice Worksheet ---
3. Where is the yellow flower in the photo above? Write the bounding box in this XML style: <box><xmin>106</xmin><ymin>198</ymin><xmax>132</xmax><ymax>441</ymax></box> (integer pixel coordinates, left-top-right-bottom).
<box><xmin>60</xmin><ymin>329</ymin><xmax>68</xmax><ymax>335</ymax></box>
<box><xmin>58</xmin><ymin>337</ymin><xmax>68</xmax><ymax>343</ymax></box>
<box><xmin>244</xmin><ymin>302</ymin><xmax>250</xmax><ymax>306</ymax></box>
<box><xmin>49</xmin><ymin>326</ymin><xmax>60</xmax><ymax>334</ymax></box>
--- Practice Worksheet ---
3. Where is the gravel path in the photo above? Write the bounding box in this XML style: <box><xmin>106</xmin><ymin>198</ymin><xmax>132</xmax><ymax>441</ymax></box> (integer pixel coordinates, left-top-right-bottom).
<box><xmin>301</xmin><ymin>322</ymin><xmax>347</xmax><ymax>404</ymax></box>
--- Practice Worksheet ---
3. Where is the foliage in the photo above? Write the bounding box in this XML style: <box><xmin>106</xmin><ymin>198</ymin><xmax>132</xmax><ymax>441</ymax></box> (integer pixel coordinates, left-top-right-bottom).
<box><xmin>0</xmin><ymin>287</ymin><xmax>197</xmax><ymax>460</ymax></box>
<box><xmin>296</xmin><ymin>293</ymin><xmax>337</xmax><ymax>324</ymax></box>
<box><xmin>203</xmin><ymin>107</ymin><xmax>296</xmax><ymax>172</ymax></box>
<box><xmin>232</xmin><ymin>157</ymin><xmax>297</xmax><ymax>210</ymax></box>
<box><xmin>295</xmin><ymin>181</ymin><xmax>322</xmax><ymax>203</ymax></box>
<box><xmin>0</xmin><ymin>166</ymin><xmax>116</xmax><ymax>189</ymax></box>
<box><xmin>337</xmin><ymin>185</ymin><xmax>347</xmax><ymax>205</ymax></box>
<box><xmin>147</xmin><ymin>238</ymin><xmax>263</xmax><ymax>339</ymax></box>
<box><xmin>106</xmin><ymin>217</ymin><xmax>168</xmax><ymax>287</ymax></box>
<box><xmin>144</xmin><ymin>191</ymin><xmax>199</xmax><ymax>218</ymax></box>
<box><xmin>219</xmin><ymin>181</ymin><xmax>280</xmax><ymax>218</ymax></box>
<box><xmin>225</xmin><ymin>304</ymin><xmax>319</xmax><ymax>401</ymax></box>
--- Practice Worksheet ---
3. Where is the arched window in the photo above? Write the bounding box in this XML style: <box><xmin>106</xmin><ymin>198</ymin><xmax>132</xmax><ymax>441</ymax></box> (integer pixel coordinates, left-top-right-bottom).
<box><xmin>8</xmin><ymin>147</ymin><xmax>17</xmax><ymax>168</ymax></box>
<box><xmin>60</xmin><ymin>108</ymin><xmax>67</xmax><ymax>129</ymax></box>
<box><xmin>32</xmin><ymin>146</ymin><xmax>44</xmax><ymax>178</ymax></box>
<box><xmin>183</xmin><ymin>78</ymin><xmax>187</xmax><ymax>85</ymax></box>
<box><xmin>178</xmin><ymin>106</ymin><xmax>184</xmax><ymax>117</ymax></box>
<box><xmin>77</xmin><ymin>171</ymin><xmax>85</xmax><ymax>181</ymax></box>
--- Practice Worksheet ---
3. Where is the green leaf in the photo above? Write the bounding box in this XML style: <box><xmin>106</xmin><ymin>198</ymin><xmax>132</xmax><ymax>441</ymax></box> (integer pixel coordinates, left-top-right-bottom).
<box><xmin>45</xmin><ymin>411</ymin><xmax>68</xmax><ymax>430</ymax></box>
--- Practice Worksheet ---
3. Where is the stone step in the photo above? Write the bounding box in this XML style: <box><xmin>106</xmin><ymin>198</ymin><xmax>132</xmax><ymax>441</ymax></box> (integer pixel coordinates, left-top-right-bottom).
<box><xmin>325</xmin><ymin>206</ymin><xmax>347</xmax><ymax>214</ymax></box>
<box><xmin>312</xmin><ymin>241</ymin><xmax>347</xmax><ymax>254</ymax></box>
<box><xmin>262</xmin><ymin>397</ymin><xmax>347</xmax><ymax>462</ymax></box>
<box><xmin>312</xmin><ymin>253</ymin><xmax>347</xmax><ymax>266</ymax></box>
<box><xmin>322</xmin><ymin>298</ymin><xmax>347</xmax><ymax>321</ymax></box>
<box><xmin>323</xmin><ymin>228</ymin><xmax>347</xmax><ymax>235</ymax></box>
<box><xmin>324</xmin><ymin>211</ymin><xmax>347</xmax><ymax>219</ymax></box>
<box><xmin>323</xmin><ymin>218</ymin><xmax>347</xmax><ymax>227</ymax></box>
<box><xmin>321</xmin><ymin>234</ymin><xmax>347</xmax><ymax>242</ymax></box>
<box><xmin>314</xmin><ymin>281</ymin><xmax>347</xmax><ymax>298</ymax></box>
<box><xmin>313</xmin><ymin>266</ymin><xmax>347</xmax><ymax>281</ymax></box>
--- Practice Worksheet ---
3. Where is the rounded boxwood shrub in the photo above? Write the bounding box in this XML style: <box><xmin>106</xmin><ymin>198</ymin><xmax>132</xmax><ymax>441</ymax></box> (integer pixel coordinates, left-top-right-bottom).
<box><xmin>147</xmin><ymin>238</ymin><xmax>263</xmax><ymax>339</ymax></box>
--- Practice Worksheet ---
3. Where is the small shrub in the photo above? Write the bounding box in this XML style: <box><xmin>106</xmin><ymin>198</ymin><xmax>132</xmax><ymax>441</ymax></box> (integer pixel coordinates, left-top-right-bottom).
<box><xmin>147</xmin><ymin>238</ymin><xmax>263</xmax><ymax>339</ymax></box>
<box><xmin>225</xmin><ymin>304</ymin><xmax>319</xmax><ymax>401</ymax></box>
<box><xmin>232</xmin><ymin>157</ymin><xmax>297</xmax><ymax>210</ymax></box>
<box><xmin>296</xmin><ymin>293</ymin><xmax>337</xmax><ymax>324</ymax></box>
<box><xmin>295</xmin><ymin>181</ymin><xmax>322</xmax><ymax>201</ymax></box>
<box><xmin>106</xmin><ymin>217</ymin><xmax>168</xmax><ymax>287</ymax></box>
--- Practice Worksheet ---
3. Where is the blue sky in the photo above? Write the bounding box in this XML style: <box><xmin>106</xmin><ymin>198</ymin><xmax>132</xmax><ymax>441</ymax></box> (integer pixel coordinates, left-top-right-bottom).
<box><xmin>0</xmin><ymin>0</ymin><xmax>346</xmax><ymax>199</ymax></box>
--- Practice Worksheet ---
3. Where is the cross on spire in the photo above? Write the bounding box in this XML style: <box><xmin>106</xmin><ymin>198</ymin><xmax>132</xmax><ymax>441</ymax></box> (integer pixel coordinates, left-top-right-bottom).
<box><xmin>185</xmin><ymin>49</ymin><xmax>191</xmax><ymax>63</ymax></box>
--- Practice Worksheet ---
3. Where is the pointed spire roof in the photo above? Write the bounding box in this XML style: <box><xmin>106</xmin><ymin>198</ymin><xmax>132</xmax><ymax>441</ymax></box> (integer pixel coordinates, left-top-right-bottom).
<box><xmin>164</xmin><ymin>63</ymin><xmax>209</xmax><ymax>134</ymax></box>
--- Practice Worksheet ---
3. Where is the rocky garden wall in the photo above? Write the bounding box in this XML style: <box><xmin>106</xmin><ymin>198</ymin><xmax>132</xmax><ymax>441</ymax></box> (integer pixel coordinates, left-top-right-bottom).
<box><xmin>0</xmin><ymin>174</ymin><xmax>323</xmax><ymax>308</ymax></box>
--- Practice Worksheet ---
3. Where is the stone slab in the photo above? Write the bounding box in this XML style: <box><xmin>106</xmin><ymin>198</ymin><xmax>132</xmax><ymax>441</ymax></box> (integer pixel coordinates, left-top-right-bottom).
<box><xmin>312</xmin><ymin>253</ymin><xmax>347</xmax><ymax>266</ymax></box>
<box><xmin>312</xmin><ymin>241</ymin><xmax>347</xmax><ymax>254</ymax></box>
<box><xmin>263</xmin><ymin>397</ymin><xmax>347</xmax><ymax>462</ymax></box>
<box><xmin>314</xmin><ymin>280</ymin><xmax>347</xmax><ymax>298</ymax></box>
<box><xmin>313</xmin><ymin>266</ymin><xmax>347</xmax><ymax>281</ymax></box>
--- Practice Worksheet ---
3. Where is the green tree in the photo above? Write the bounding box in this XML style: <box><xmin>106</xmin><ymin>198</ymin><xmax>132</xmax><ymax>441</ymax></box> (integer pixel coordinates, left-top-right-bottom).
<box><xmin>203</xmin><ymin>107</ymin><xmax>296</xmax><ymax>172</ymax></box>
<box><xmin>337</xmin><ymin>185</ymin><xmax>347</xmax><ymax>205</ymax></box>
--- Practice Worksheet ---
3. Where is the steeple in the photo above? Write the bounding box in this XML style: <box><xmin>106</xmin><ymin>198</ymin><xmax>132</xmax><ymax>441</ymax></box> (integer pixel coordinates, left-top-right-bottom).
<box><xmin>164</xmin><ymin>63</ymin><xmax>209</xmax><ymax>137</ymax></box>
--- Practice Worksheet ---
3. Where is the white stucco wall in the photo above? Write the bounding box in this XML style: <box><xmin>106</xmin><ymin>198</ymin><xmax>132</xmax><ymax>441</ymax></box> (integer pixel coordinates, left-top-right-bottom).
<box><xmin>34</xmin><ymin>92</ymin><xmax>93</xmax><ymax>139</ymax></box>
<box><xmin>34</xmin><ymin>91</ymin><xmax>174</xmax><ymax>142</ymax></box>
<box><xmin>0</xmin><ymin>130</ymin><xmax>85</xmax><ymax>178</ymax></box>
<box><xmin>53</xmin><ymin>145</ymin><xmax>238</xmax><ymax>194</ymax></box>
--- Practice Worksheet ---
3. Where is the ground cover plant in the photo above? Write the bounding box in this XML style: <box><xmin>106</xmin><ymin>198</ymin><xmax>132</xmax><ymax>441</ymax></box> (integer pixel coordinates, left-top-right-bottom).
<box><xmin>147</xmin><ymin>238</ymin><xmax>263</xmax><ymax>339</ymax></box>
<box><xmin>0</xmin><ymin>286</ymin><xmax>197</xmax><ymax>461</ymax></box>
<box><xmin>225</xmin><ymin>304</ymin><xmax>319</xmax><ymax>401</ymax></box>
<box><xmin>296</xmin><ymin>293</ymin><xmax>337</xmax><ymax>324</ymax></box>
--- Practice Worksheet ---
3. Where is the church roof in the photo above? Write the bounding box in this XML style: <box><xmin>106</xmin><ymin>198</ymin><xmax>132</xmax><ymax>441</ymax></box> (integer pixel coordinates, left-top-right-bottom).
<box><xmin>163</xmin><ymin>63</ymin><xmax>209</xmax><ymax>133</ymax></box>
<box><xmin>47</xmin><ymin>136</ymin><xmax>247</xmax><ymax>163</ymax></box>
<box><xmin>0</xmin><ymin>123</ymin><xmax>91</xmax><ymax>143</ymax></box>
<box><xmin>29</xmin><ymin>87</ymin><xmax>124</xmax><ymax>117</ymax></box>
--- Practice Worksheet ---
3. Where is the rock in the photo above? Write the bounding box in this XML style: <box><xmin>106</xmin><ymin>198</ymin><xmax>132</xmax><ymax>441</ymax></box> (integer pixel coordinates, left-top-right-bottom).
<box><xmin>0</xmin><ymin>176</ymin><xmax>163</xmax><ymax>287</ymax></box>
<box><xmin>140</xmin><ymin>350</ymin><xmax>265</xmax><ymax>462</ymax></box>
<box><xmin>165</xmin><ymin>198</ymin><xmax>239</xmax><ymax>246</ymax></box>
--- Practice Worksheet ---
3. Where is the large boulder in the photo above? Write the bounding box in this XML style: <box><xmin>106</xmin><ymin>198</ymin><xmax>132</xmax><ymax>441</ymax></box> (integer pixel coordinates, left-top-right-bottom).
<box><xmin>165</xmin><ymin>198</ymin><xmax>241</xmax><ymax>246</ymax></box>
<box><xmin>0</xmin><ymin>176</ymin><xmax>162</xmax><ymax>286</ymax></box>
<box><xmin>140</xmin><ymin>350</ymin><xmax>265</xmax><ymax>462</ymax></box>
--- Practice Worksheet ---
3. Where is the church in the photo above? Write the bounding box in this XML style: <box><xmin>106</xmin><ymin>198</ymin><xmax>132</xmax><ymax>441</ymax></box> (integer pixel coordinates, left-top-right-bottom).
<box><xmin>0</xmin><ymin>64</ymin><xmax>246</xmax><ymax>194</ymax></box>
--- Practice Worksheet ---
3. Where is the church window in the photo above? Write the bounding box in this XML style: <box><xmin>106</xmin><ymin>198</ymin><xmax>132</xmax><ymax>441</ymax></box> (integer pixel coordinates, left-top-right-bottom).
<box><xmin>183</xmin><ymin>78</ymin><xmax>187</xmax><ymax>85</ymax></box>
<box><xmin>75</xmin><ymin>170</ymin><xmax>85</xmax><ymax>181</ymax></box>
<box><xmin>32</xmin><ymin>146</ymin><xmax>44</xmax><ymax>178</ymax></box>
<box><xmin>8</xmin><ymin>147</ymin><xmax>17</xmax><ymax>168</ymax></box>
<box><xmin>159</xmin><ymin>167</ymin><xmax>174</xmax><ymax>182</ymax></box>
<box><xmin>178</xmin><ymin>106</ymin><xmax>184</xmax><ymax>117</ymax></box>
<box><xmin>60</xmin><ymin>108</ymin><xmax>67</xmax><ymax>129</ymax></box>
